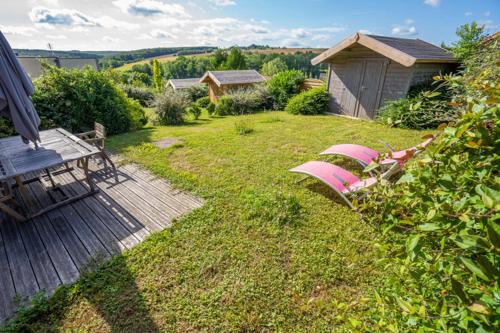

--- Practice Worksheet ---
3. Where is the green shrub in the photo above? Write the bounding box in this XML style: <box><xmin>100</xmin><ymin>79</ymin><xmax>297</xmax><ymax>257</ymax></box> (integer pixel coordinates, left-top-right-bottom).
<box><xmin>32</xmin><ymin>65</ymin><xmax>145</xmax><ymax>135</ymax></box>
<box><xmin>119</xmin><ymin>85</ymin><xmax>155</xmax><ymax>107</ymax></box>
<box><xmin>0</xmin><ymin>117</ymin><xmax>15</xmax><ymax>138</ymax></box>
<box><xmin>195</xmin><ymin>96</ymin><xmax>211</xmax><ymax>109</ymax></box>
<box><xmin>360</xmin><ymin>33</ymin><xmax>499</xmax><ymax>332</ymax></box>
<box><xmin>234</xmin><ymin>119</ymin><xmax>254</xmax><ymax>135</ymax></box>
<box><xmin>154</xmin><ymin>91</ymin><xmax>189</xmax><ymax>125</ymax></box>
<box><xmin>285</xmin><ymin>85</ymin><xmax>329</xmax><ymax>115</ymax></box>
<box><xmin>206</xmin><ymin>102</ymin><xmax>215</xmax><ymax>116</ymax></box>
<box><xmin>184</xmin><ymin>84</ymin><xmax>208</xmax><ymax>102</ymax></box>
<box><xmin>261</xmin><ymin>58</ymin><xmax>288</xmax><ymax>77</ymax></box>
<box><xmin>187</xmin><ymin>105</ymin><xmax>202</xmax><ymax>120</ymax></box>
<box><xmin>214</xmin><ymin>87</ymin><xmax>265</xmax><ymax>116</ymax></box>
<box><xmin>377</xmin><ymin>90</ymin><xmax>460</xmax><ymax>129</ymax></box>
<box><xmin>267</xmin><ymin>70</ymin><xmax>305</xmax><ymax>110</ymax></box>
<box><xmin>242</xmin><ymin>188</ymin><xmax>302</xmax><ymax>226</ymax></box>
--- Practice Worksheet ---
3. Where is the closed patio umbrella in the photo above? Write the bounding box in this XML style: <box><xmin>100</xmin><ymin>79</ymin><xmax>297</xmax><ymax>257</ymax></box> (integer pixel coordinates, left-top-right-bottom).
<box><xmin>0</xmin><ymin>31</ymin><xmax>40</xmax><ymax>144</ymax></box>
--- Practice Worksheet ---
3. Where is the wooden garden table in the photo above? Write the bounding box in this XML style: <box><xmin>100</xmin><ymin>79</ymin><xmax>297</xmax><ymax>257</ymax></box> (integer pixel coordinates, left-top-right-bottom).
<box><xmin>0</xmin><ymin>128</ymin><xmax>100</xmax><ymax>221</ymax></box>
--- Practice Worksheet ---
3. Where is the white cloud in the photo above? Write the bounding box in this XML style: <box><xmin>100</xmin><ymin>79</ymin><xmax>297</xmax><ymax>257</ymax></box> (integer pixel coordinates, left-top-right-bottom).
<box><xmin>465</xmin><ymin>11</ymin><xmax>473</xmax><ymax>17</ymax></box>
<box><xmin>358</xmin><ymin>29</ymin><xmax>373</xmax><ymax>35</ymax></box>
<box><xmin>30</xmin><ymin>7</ymin><xmax>100</xmax><ymax>27</ymax></box>
<box><xmin>46</xmin><ymin>34</ymin><xmax>67</xmax><ymax>39</ymax></box>
<box><xmin>483</xmin><ymin>11</ymin><xmax>491</xmax><ymax>17</ymax></box>
<box><xmin>32</xmin><ymin>0</ymin><xmax>60</xmax><ymax>6</ymax></box>
<box><xmin>209</xmin><ymin>0</ymin><xmax>236</xmax><ymax>6</ymax></box>
<box><xmin>311</xmin><ymin>34</ymin><xmax>329</xmax><ymax>41</ymax></box>
<box><xmin>424</xmin><ymin>0</ymin><xmax>441</xmax><ymax>7</ymax></box>
<box><xmin>291</xmin><ymin>28</ymin><xmax>310</xmax><ymax>39</ymax></box>
<box><xmin>150</xmin><ymin>28</ymin><xmax>176</xmax><ymax>39</ymax></box>
<box><xmin>102</xmin><ymin>36</ymin><xmax>121</xmax><ymax>43</ymax></box>
<box><xmin>0</xmin><ymin>25</ymin><xmax>38</xmax><ymax>37</ymax></box>
<box><xmin>113</xmin><ymin>0</ymin><xmax>190</xmax><ymax>18</ymax></box>
<box><xmin>404</xmin><ymin>18</ymin><xmax>414</xmax><ymax>25</ymax></box>
<box><xmin>392</xmin><ymin>25</ymin><xmax>417</xmax><ymax>36</ymax></box>
<box><xmin>29</xmin><ymin>7</ymin><xmax>139</xmax><ymax>30</ymax></box>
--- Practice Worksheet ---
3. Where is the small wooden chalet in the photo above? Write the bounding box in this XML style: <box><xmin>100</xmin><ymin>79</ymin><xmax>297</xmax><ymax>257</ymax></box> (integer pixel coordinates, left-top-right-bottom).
<box><xmin>312</xmin><ymin>33</ymin><xmax>458</xmax><ymax>119</ymax></box>
<box><xmin>167</xmin><ymin>78</ymin><xmax>203</xmax><ymax>91</ymax></box>
<box><xmin>200</xmin><ymin>70</ymin><xmax>266</xmax><ymax>103</ymax></box>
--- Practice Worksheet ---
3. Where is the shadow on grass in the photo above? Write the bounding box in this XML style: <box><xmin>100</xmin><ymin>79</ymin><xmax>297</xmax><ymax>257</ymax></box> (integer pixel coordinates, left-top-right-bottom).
<box><xmin>3</xmin><ymin>255</ymin><xmax>159</xmax><ymax>333</ymax></box>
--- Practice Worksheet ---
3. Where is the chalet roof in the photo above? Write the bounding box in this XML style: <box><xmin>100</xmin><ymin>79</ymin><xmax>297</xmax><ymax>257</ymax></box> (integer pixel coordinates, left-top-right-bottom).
<box><xmin>312</xmin><ymin>33</ymin><xmax>457</xmax><ymax>67</ymax></box>
<box><xmin>200</xmin><ymin>70</ymin><xmax>266</xmax><ymax>87</ymax></box>
<box><xmin>167</xmin><ymin>78</ymin><xmax>203</xmax><ymax>90</ymax></box>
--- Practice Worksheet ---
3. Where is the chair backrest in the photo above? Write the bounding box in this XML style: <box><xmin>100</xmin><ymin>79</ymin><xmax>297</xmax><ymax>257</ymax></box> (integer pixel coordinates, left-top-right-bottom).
<box><xmin>95</xmin><ymin>122</ymin><xmax>106</xmax><ymax>139</ymax></box>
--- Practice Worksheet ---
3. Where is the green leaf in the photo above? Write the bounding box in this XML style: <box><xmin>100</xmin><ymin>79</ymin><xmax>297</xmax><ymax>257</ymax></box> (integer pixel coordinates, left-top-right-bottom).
<box><xmin>426</xmin><ymin>209</ymin><xmax>436</xmax><ymax>221</ymax></box>
<box><xmin>467</xmin><ymin>302</ymin><xmax>491</xmax><ymax>315</ymax></box>
<box><xmin>364</xmin><ymin>162</ymin><xmax>380</xmax><ymax>173</ymax></box>
<box><xmin>450</xmin><ymin>278</ymin><xmax>469</xmax><ymax>303</ymax></box>
<box><xmin>453</xmin><ymin>235</ymin><xmax>490</xmax><ymax>250</ymax></box>
<box><xmin>418</xmin><ymin>223</ymin><xmax>442</xmax><ymax>231</ymax></box>
<box><xmin>487</xmin><ymin>220</ymin><xmax>500</xmax><ymax>248</ymax></box>
<box><xmin>460</xmin><ymin>257</ymin><xmax>490</xmax><ymax>281</ymax></box>
<box><xmin>396</xmin><ymin>298</ymin><xmax>415</xmax><ymax>314</ymax></box>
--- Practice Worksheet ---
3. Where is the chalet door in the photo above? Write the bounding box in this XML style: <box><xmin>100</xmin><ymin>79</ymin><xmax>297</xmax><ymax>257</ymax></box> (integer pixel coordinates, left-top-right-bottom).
<box><xmin>337</xmin><ymin>60</ymin><xmax>363</xmax><ymax>117</ymax></box>
<box><xmin>355</xmin><ymin>60</ymin><xmax>387</xmax><ymax>119</ymax></box>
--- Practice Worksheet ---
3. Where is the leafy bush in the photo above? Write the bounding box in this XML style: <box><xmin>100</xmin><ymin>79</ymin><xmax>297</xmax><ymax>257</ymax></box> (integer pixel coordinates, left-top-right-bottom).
<box><xmin>32</xmin><ymin>65</ymin><xmax>146</xmax><ymax>134</ymax></box>
<box><xmin>359</xmin><ymin>34</ymin><xmax>499</xmax><ymax>332</ymax></box>
<box><xmin>377</xmin><ymin>89</ymin><xmax>460</xmax><ymax>129</ymax></box>
<box><xmin>267</xmin><ymin>70</ymin><xmax>305</xmax><ymax>110</ymax></box>
<box><xmin>206</xmin><ymin>101</ymin><xmax>215</xmax><ymax>116</ymax></box>
<box><xmin>261</xmin><ymin>58</ymin><xmax>288</xmax><ymax>76</ymax></box>
<box><xmin>119</xmin><ymin>85</ymin><xmax>155</xmax><ymax>107</ymax></box>
<box><xmin>234</xmin><ymin>119</ymin><xmax>254</xmax><ymax>135</ymax></box>
<box><xmin>242</xmin><ymin>188</ymin><xmax>302</xmax><ymax>226</ymax></box>
<box><xmin>285</xmin><ymin>85</ymin><xmax>329</xmax><ymax>115</ymax></box>
<box><xmin>214</xmin><ymin>87</ymin><xmax>266</xmax><ymax>116</ymax></box>
<box><xmin>195</xmin><ymin>96</ymin><xmax>211</xmax><ymax>109</ymax></box>
<box><xmin>0</xmin><ymin>117</ymin><xmax>15</xmax><ymax>138</ymax></box>
<box><xmin>154</xmin><ymin>91</ymin><xmax>189</xmax><ymax>125</ymax></box>
<box><xmin>187</xmin><ymin>105</ymin><xmax>202</xmax><ymax>120</ymax></box>
<box><xmin>184</xmin><ymin>84</ymin><xmax>208</xmax><ymax>102</ymax></box>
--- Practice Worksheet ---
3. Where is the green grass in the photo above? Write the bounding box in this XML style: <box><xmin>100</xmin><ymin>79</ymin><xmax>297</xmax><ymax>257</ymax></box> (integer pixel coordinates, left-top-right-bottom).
<box><xmin>3</xmin><ymin>111</ymin><xmax>428</xmax><ymax>332</ymax></box>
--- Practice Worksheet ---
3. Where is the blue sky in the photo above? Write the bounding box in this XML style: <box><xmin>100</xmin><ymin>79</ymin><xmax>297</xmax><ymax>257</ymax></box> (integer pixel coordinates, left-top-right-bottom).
<box><xmin>0</xmin><ymin>0</ymin><xmax>498</xmax><ymax>50</ymax></box>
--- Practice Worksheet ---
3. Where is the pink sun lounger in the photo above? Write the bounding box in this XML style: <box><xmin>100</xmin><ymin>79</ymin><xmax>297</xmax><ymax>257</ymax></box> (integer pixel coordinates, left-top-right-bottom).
<box><xmin>319</xmin><ymin>136</ymin><xmax>435</xmax><ymax>167</ymax></box>
<box><xmin>290</xmin><ymin>161</ymin><xmax>399</xmax><ymax>209</ymax></box>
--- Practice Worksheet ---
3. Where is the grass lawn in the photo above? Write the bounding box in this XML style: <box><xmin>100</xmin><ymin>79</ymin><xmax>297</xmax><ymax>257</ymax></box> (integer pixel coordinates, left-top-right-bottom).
<box><xmin>5</xmin><ymin>112</ymin><xmax>429</xmax><ymax>332</ymax></box>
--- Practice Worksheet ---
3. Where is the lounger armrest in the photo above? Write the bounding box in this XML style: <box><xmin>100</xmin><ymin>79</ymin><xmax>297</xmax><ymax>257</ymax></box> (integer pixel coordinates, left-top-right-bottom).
<box><xmin>378</xmin><ymin>140</ymin><xmax>395</xmax><ymax>152</ymax></box>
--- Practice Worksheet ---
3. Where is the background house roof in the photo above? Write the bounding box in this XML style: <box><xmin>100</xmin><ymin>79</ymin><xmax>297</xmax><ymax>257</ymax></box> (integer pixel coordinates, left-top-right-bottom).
<box><xmin>312</xmin><ymin>33</ymin><xmax>457</xmax><ymax>67</ymax></box>
<box><xmin>167</xmin><ymin>78</ymin><xmax>202</xmax><ymax>90</ymax></box>
<box><xmin>200</xmin><ymin>70</ymin><xmax>266</xmax><ymax>87</ymax></box>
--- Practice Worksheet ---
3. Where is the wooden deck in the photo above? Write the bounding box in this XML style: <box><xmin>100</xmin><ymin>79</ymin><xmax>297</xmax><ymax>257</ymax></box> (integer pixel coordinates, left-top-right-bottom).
<box><xmin>0</xmin><ymin>160</ymin><xmax>203</xmax><ymax>323</ymax></box>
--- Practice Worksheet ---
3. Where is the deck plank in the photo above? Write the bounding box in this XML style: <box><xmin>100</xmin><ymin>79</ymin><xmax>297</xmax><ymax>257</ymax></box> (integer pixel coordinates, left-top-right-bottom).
<box><xmin>0</xmin><ymin>219</ymin><xmax>17</xmax><ymax>322</ymax></box>
<box><xmin>0</xmin><ymin>214</ymin><xmax>39</xmax><ymax>303</ymax></box>
<box><xmin>0</xmin><ymin>160</ymin><xmax>202</xmax><ymax>324</ymax></box>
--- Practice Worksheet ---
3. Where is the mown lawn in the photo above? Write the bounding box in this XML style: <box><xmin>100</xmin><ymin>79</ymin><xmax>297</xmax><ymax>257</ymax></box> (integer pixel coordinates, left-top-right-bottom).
<box><xmin>4</xmin><ymin>112</ymin><xmax>429</xmax><ymax>332</ymax></box>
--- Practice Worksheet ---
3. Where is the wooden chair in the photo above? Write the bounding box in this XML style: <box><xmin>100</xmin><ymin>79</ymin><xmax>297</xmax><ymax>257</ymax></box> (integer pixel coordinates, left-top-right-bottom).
<box><xmin>77</xmin><ymin>122</ymin><xmax>118</xmax><ymax>182</ymax></box>
<box><xmin>0</xmin><ymin>181</ymin><xmax>26</xmax><ymax>221</ymax></box>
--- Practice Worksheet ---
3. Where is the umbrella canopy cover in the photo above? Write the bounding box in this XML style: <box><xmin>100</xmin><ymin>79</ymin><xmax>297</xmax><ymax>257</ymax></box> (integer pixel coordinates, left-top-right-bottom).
<box><xmin>0</xmin><ymin>31</ymin><xmax>40</xmax><ymax>144</ymax></box>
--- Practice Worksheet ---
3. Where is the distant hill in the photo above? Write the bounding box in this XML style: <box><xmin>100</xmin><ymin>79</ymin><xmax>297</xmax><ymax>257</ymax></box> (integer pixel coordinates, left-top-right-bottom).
<box><xmin>13</xmin><ymin>46</ymin><xmax>326</xmax><ymax>71</ymax></box>
<box><xmin>117</xmin><ymin>47</ymin><xmax>326</xmax><ymax>71</ymax></box>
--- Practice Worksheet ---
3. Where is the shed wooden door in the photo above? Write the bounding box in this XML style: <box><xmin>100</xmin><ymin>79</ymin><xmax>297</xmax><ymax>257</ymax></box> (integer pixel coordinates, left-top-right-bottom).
<box><xmin>329</xmin><ymin>61</ymin><xmax>363</xmax><ymax>116</ymax></box>
<box><xmin>356</xmin><ymin>60</ymin><xmax>387</xmax><ymax>119</ymax></box>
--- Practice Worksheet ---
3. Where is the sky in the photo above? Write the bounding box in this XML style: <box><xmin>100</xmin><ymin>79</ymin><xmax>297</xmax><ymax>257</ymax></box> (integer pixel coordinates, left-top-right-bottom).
<box><xmin>0</xmin><ymin>0</ymin><xmax>498</xmax><ymax>51</ymax></box>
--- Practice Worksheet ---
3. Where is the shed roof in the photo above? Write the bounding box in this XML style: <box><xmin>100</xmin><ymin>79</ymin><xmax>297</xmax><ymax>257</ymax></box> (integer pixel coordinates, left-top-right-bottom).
<box><xmin>167</xmin><ymin>78</ymin><xmax>203</xmax><ymax>90</ymax></box>
<box><xmin>200</xmin><ymin>70</ymin><xmax>266</xmax><ymax>87</ymax></box>
<box><xmin>311</xmin><ymin>33</ymin><xmax>457</xmax><ymax>67</ymax></box>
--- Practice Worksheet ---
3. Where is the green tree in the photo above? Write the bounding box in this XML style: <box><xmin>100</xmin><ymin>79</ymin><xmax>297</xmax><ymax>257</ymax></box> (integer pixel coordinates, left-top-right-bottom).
<box><xmin>224</xmin><ymin>48</ymin><xmax>247</xmax><ymax>70</ymax></box>
<box><xmin>450</xmin><ymin>22</ymin><xmax>487</xmax><ymax>62</ymax></box>
<box><xmin>261</xmin><ymin>58</ymin><xmax>288</xmax><ymax>76</ymax></box>
<box><xmin>153</xmin><ymin>59</ymin><xmax>164</xmax><ymax>91</ymax></box>
<box><xmin>210</xmin><ymin>49</ymin><xmax>227</xmax><ymax>69</ymax></box>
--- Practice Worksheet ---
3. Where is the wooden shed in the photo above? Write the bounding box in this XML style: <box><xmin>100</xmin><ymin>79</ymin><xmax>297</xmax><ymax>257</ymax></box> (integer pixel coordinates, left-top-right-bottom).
<box><xmin>200</xmin><ymin>70</ymin><xmax>266</xmax><ymax>103</ymax></box>
<box><xmin>312</xmin><ymin>33</ymin><xmax>457</xmax><ymax>119</ymax></box>
<box><xmin>166</xmin><ymin>78</ymin><xmax>203</xmax><ymax>91</ymax></box>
